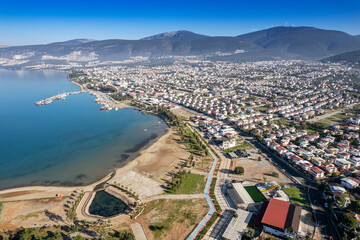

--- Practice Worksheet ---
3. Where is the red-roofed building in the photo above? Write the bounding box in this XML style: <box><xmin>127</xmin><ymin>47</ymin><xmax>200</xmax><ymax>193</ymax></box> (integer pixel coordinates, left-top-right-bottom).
<box><xmin>309</xmin><ymin>166</ymin><xmax>325</xmax><ymax>179</ymax></box>
<box><xmin>260</xmin><ymin>199</ymin><xmax>301</xmax><ymax>238</ymax></box>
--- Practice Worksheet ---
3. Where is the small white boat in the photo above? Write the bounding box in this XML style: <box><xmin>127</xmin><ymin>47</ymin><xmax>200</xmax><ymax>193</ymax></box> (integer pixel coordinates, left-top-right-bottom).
<box><xmin>144</xmin><ymin>129</ymin><xmax>147</xmax><ymax>132</ymax></box>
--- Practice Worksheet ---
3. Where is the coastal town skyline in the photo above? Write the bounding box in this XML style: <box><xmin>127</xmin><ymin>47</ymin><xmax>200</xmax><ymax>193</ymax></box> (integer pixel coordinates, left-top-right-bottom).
<box><xmin>1</xmin><ymin>1</ymin><xmax>360</xmax><ymax>239</ymax></box>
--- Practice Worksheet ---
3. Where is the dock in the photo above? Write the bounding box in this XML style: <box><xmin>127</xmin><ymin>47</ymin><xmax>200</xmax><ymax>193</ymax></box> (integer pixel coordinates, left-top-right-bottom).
<box><xmin>35</xmin><ymin>91</ymin><xmax>84</xmax><ymax>106</ymax></box>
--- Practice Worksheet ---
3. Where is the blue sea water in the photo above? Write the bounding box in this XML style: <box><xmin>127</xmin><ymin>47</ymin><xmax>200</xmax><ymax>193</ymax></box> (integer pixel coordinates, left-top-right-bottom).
<box><xmin>0</xmin><ymin>69</ymin><xmax>168</xmax><ymax>190</ymax></box>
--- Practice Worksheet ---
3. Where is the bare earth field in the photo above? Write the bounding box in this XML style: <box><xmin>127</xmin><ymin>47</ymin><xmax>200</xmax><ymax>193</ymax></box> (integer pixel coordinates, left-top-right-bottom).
<box><xmin>137</xmin><ymin>199</ymin><xmax>209</xmax><ymax>240</ymax></box>
<box><xmin>231</xmin><ymin>148</ymin><xmax>292</xmax><ymax>184</ymax></box>
<box><xmin>0</xmin><ymin>197</ymin><xmax>68</xmax><ymax>231</ymax></box>
<box><xmin>171</xmin><ymin>107</ymin><xmax>198</xmax><ymax>119</ymax></box>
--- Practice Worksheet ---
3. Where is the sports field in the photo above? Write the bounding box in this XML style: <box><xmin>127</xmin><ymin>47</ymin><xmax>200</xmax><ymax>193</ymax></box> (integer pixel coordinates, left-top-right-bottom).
<box><xmin>244</xmin><ymin>186</ymin><xmax>266</xmax><ymax>202</ymax></box>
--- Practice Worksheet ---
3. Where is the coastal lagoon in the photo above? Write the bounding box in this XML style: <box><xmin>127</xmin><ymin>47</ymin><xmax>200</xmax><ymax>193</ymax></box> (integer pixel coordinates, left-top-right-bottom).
<box><xmin>0</xmin><ymin>69</ymin><xmax>168</xmax><ymax>190</ymax></box>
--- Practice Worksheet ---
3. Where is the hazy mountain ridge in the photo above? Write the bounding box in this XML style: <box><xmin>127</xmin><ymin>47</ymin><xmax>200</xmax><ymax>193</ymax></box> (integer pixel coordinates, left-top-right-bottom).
<box><xmin>48</xmin><ymin>39</ymin><xmax>96</xmax><ymax>46</ymax></box>
<box><xmin>237</xmin><ymin>26</ymin><xmax>360</xmax><ymax>59</ymax></box>
<box><xmin>141</xmin><ymin>30</ymin><xmax>208</xmax><ymax>40</ymax></box>
<box><xmin>322</xmin><ymin>49</ymin><xmax>360</xmax><ymax>63</ymax></box>
<box><xmin>1</xmin><ymin>27</ymin><xmax>360</xmax><ymax>66</ymax></box>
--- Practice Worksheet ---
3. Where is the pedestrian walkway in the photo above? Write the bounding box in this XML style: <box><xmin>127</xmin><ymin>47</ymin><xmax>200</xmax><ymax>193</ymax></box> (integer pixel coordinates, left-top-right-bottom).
<box><xmin>145</xmin><ymin>193</ymin><xmax>205</xmax><ymax>201</ymax></box>
<box><xmin>130</xmin><ymin>223</ymin><xmax>148</xmax><ymax>240</ymax></box>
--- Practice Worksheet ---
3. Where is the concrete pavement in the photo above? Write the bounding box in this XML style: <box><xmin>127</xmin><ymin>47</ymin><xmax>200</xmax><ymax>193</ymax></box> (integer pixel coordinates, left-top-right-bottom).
<box><xmin>130</xmin><ymin>223</ymin><xmax>148</xmax><ymax>240</ymax></box>
<box><xmin>145</xmin><ymin>193</ymin><xmax>205</xmax><ymax>201</ymax></box>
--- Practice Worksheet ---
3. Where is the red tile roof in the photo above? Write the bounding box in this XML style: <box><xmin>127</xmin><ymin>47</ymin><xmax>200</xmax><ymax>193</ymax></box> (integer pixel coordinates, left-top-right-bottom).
<box><xmin>261</xmin><ymin>198</ymin><xmax>290</xmax><ymax>229</ymax></box>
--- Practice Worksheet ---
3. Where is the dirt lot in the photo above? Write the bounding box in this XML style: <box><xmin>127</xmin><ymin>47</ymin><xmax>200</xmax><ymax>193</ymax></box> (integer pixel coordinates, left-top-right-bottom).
<box><xmin>0</xmin><ymin>197</ymin><xmax>68</xmax><ymax>231</ymax></box>
<box><xmin>171</xmin><ymin>107</ymin><xmax>198</xmax><ymax>119</ymax></box>
<box><xmin>230</xmin><ymin>148</ymin><xmax>292</xmax><ymax>184</ymax></box>
<box><xmin>137</xmin><ymin>199</ymin><xmax>209</xmax><ymax>240</ymax></box>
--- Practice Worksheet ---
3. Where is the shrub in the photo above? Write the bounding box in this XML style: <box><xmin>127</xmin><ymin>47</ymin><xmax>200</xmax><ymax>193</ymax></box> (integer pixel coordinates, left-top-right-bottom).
<box><xmin>234</xmin><ymin>166</ymin><xmax>245</xmax><ymax>175</ymax></box>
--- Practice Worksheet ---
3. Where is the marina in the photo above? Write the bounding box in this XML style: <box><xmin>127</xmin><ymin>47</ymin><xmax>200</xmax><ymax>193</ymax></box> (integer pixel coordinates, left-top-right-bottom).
<box><xmin>89</xmin><ymin>90</ymin><xmax>128</xmax><ymax>111</ymax></box>
<box><xmin>35</xmin><ymin>90</ymin><xmax>84</xmax><ymax>106</ymax></box>
<box><xmin>0</xmin><ymin>69</ymin><xmax>169</xmax><ymax>190</ymax></box>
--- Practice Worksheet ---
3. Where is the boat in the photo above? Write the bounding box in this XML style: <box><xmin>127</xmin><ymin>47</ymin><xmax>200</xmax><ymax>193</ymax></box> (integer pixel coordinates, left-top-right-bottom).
<box><xmin>100</xmin><ymin>107</ymin><xmax>109</xmax><ymax>111</ymax></box>
<box><xmin>144</xmin><ymin>129</ymin><xmax>147</xmax><ymax>131</ymax></box>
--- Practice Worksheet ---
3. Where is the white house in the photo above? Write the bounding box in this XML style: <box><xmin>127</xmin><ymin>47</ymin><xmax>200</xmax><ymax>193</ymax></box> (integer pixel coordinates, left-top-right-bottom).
<box><xmin>341</xmin><ymin>177</ymin><xmax>360</xmax><ymax>189</ymax></box>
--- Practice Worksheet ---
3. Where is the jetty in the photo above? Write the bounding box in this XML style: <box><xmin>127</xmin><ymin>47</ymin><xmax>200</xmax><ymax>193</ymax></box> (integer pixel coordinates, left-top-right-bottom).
<box><xmin>35</xmin><ymin>90</ymin><xmax>84</xmax><ymax>106</ymax></box>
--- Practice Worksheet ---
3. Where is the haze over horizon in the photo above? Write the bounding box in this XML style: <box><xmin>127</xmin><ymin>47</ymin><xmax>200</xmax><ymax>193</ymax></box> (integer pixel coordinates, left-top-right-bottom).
<box><xmin>1</xmin><ymin>0</ymin><xmax>359</xmax><ymax>46</ymax></box>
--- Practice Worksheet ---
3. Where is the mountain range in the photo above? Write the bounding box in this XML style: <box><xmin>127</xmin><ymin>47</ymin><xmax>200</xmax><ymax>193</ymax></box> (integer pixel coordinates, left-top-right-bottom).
<box><xmin>1</xmin><ymin>26</ymin><xmax>360</xmax><ymax>67</ymax></box>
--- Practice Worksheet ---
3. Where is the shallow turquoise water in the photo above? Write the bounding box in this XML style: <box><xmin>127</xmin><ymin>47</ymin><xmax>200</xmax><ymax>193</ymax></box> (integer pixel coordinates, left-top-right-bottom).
<box><xmin>0</xmin><ymin>69</ymin><xmax>168</xmax><ymax>189</ymax></box>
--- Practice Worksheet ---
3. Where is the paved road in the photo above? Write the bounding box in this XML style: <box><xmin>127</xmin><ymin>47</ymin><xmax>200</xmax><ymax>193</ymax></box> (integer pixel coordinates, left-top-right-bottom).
<box><xmin>130</xmin><ymin>223</ymin><xmax>148</xmax><ymax>240</ymax></box>
<box><xmin>176</xmin><ymin>105</ymin><xmax>341</xmax><ymax>239</ymax></box>
<box><xmin>309</xmin><ymin>103</ymin><xmax>357</xmax><ymax>122</ymax></box>
<box><xmin>240</xmin><ymin>132</ymin><xmax>340</xmax><ymax>240</ymax></box>
<box><xmin>176</xmin><ymin>105</ymin><xmax>344</xmax><ymax>239</ymax></box>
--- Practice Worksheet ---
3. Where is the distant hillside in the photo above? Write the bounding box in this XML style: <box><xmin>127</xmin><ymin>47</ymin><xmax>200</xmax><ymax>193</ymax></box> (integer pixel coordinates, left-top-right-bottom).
<box><xmin>237</xmin><ymin>26</ymin><xmax>360</xmax><ymax>59</ymax></box>
<box><xmin>356</xmin><ymin>35</ymin><xmax>360</xmax><ymax>39</ymax></box>
<box><xmin>0</xmin><ymin>36</ymin><xmax>260</xmax><ymax>64</ymax></box>
<box><xmin>2</xmin><ymin>26</ymin><xmax>360</xmax><ymax>66</ymax></box>
<box><xmin>322</xmin><ymin>49</ymin><xmax>360</xmax><ymax>63</ymax></box>
<box><xmin>141</xmin><ymin>30</ymin><xmax>208</xmax><ymax>40</ymax></box>
<box><xmin>48</xmin><ymin>39</ymin><xmax>96</xmax><ymax>46</ymax></box>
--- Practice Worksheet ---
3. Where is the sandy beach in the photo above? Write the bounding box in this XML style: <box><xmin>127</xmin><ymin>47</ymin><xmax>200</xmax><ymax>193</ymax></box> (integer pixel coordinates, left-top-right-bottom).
<box><xmin>0</xmin><ymin>128</ymin><xmax>189</xmax><ymax>230</ymax></box>
<box><xmin>108</xmin><ymin>128</ymin><xmax>189</xmax><ymax>198</ymax></box>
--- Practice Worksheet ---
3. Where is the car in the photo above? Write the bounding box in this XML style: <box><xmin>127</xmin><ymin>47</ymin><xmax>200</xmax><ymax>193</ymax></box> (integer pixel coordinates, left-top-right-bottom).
<box><xmin>324</xmin><ymin>202</ymin><xmax>328</xmax><ymax>208</ymax></box>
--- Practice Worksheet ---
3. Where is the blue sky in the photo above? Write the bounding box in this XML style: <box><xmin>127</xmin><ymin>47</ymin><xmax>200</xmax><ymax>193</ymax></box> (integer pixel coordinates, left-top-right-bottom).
<box><xmin>0</xmin><ymin>0</ymin><xmax>359</xmax><ymax>45</ymax></box>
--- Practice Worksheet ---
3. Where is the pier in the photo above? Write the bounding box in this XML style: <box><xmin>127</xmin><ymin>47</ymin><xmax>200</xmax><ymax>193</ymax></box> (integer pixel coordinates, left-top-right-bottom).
<box><xmin>35</xmin><ymin>90</ymin><xmax>84</xmax><ymax>106</ymax></box>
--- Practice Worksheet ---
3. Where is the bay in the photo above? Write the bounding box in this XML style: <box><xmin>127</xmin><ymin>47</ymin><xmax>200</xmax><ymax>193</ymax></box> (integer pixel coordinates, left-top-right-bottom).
<box><xmin>0</xmin><ymin>69</ymin><xmax>168</xmax><ymax>189</ymax></box>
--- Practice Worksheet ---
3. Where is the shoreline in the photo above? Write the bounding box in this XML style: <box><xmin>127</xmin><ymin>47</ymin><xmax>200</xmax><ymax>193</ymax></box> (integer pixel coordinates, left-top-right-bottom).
<box><xmin>69</xmin><ymin>78</ymin><xmax>132</xmax><ymax>110</ymax></box>
<box><xmin>0</xmin><ymin>126</ymin><xmax>186</xmax><ymax>203</ymax></box>
<box><xmin>0</xmin><ymin>127</ymin><xmax>168</xmax><ymax>195</ymax></box>
<box><xmin>0</xmin><ymin>75</ymin><xmax>168</xmax><ymax>196</ymax></box>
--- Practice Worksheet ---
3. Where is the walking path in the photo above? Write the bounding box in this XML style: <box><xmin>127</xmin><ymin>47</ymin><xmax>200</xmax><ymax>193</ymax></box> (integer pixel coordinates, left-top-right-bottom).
<box><xmin>130</xmin><ymin>223</ymin><xmax>148</xmax><ymax>240</ymax></box>
<box><xmin>145</xmin><ymin>194</ymin><xmax>205</xmax><ymax>201</ymax></box>
<box><xmin>186</xmin><ymin>145</ymin><xmax>218</xmax><ymax>240</ymax></box>
<box><xmin>203</xmin><ymin>145</ymin><xmax>233</xmax><ymax>240</ymax></box>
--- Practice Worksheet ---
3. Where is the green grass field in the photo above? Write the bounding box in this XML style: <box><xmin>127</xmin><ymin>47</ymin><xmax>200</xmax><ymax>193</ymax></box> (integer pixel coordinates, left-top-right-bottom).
<box><xmin>244</xmin><ymin>186</ymin><xmax>266</xmax><ymax>202</ymax></box>
<box><xmin>305</xmin><ymin>129</ymin><xmax>316</xmax><ymax>134</ymax></box>
<box><xmin>254</xmin><ymin>106</ymin><xmax>269</xmax><ymax>111</ymax></box>
<box><xmin>168</xmin><ymin>173</ymin><xmax>206</xmax><ymax>194</ymax></box>
<box><xmin>282</xmin><ymin>187</ymin><xmax>310</xmax><ymax>209</ymax></box>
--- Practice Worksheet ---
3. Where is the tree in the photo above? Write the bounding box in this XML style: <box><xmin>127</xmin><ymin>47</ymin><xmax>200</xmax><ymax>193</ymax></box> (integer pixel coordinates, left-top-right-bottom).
<box><xmin>349</xmin><ymin>200</ymin><xmax>360</xmax><ymax>213</ymax></box>
<box><xmin>272</xmin><ymin>172</ymin><xmax>279</xmax><ymax>178</ymax></box>
<box><xmin>234</xmin><ymin>166</ymin><xmax>245</xmax><ymax>175</ymax></box>
<box><xmin>242</xmin><ymin>229</ymin><xmax>254</xmax><ymax>240</ymax></box>
<box><xmin>336</xmin><ymin>195</ymin><xmax>347</xmax><ymax>208</ymax></box>
<box><xmin>73</xmin><ymin>235</ymin><xmax>85</xmax><ymax>240</ymax></box>
<box><xmin>343</xmin><ymin>214</ymin><xmax>358</xmax><ymax>229</ymax></box>
<box><xmin>53</xmin><ymin>230</ymin><xmax>63</xmax><ymax>240</ymax></box>
<box><xmin>116</xmin><ymin>230</ymin><xmax>135</xmax><ymax>240</ymax></box>
<box><xmin>257</xmin><ymin>157</ymin><xmax>262</xmax><ymax>161</ymax></box>
<box><xmin>248</xmin><ymin>95</ymin><xmax>256</xmax><ymax>102</ymax></box>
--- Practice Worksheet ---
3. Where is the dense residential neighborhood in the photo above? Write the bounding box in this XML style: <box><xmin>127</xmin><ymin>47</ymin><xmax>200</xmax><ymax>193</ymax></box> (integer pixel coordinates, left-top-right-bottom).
<box><xmin>61</xmin><ymin>58</ymin><xmax>360</xmax><ymax>240</ymax></box>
